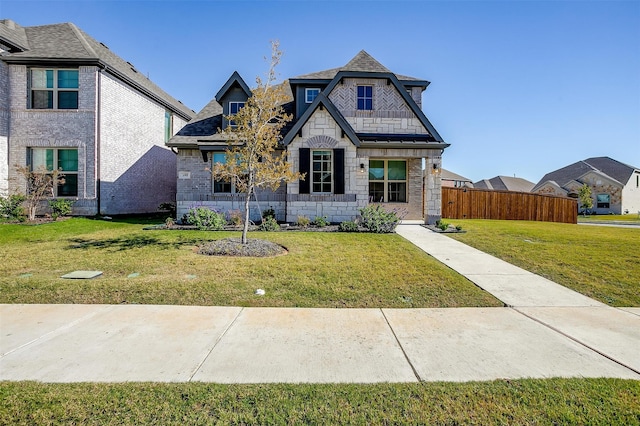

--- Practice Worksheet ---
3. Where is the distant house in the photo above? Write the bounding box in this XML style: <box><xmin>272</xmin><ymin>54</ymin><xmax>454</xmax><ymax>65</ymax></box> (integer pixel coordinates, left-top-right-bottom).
<box><xmin>473</xmin><ymin>176</ymin><xmax>534</xmax><ymax>193</ymax></box>
<box><xmin>532</xmin><ymin>157</ymin><xmax>640</xmax><ymax>215</ymax></box>
<box><xmin>0</xmin><ymin>19</ymin><xmax>193</xmax><ymax>215</ymax></box>
<box><xmin>168</xmin><ymin>51</ymin><xmax>449</xmax><ymax>224</ymax></box>
<box><xmin>441</xmin><ymin>169</ymin><xmax>473</xmax><ymax>188</ymax></box>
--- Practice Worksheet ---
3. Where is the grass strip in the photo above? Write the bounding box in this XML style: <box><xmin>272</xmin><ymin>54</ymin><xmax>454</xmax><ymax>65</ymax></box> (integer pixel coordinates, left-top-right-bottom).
<box><xmin>1</xmin><ymin>379</ymin><xmax>638</xmax><ymax>425</ymax></box>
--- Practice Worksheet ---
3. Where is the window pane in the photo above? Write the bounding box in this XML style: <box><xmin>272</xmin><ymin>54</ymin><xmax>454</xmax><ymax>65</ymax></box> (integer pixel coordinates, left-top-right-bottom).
<box><xmin>369</xmin><ymin>182</ymin><xmax>384</xmax><ymax>202</ymax></box>
<box><xmin>32</xmin><ymin>69</ymin><xmax>53</xmax><ymax>88</ymax></box>
<box><xmin>32</xmin><ymin>149</ymin><xmax>54</xmax><ymax>171</ymax></box>
<box><xmin>58</xmin><ymin>174</ymin><xmax>78</xmax><ymax>196</ymax></box>
<box><xmin>57</xmin><ymin>70</ymin><xmax>79</xmax><ymax>88</ymax></box>
<box><xmin>388</xmin><ymin>182</ymin><xmax>407</xmax><ymax>202</ymax></box>
<box><xmin>306</xmin><ymin>89</ymin><xmax>319</xmax><ymax>103</ymax></box>
<box><xmin>214</xmin><ymin>180</ymin><xmax>232</xmax><ymax>193</ymax></box>
<box><xmin>388</xmin><ymin>161</ymin><xmax>406</xmax><ymax>180</ymax></box>
<box><xmin>58</xmin><ymin>91</ymin><xmax>78</xmax><ymax>109</ymax></box>
<box><xmin>369</xmin><ymin>160</ymin><xmax>384</xmax><ymax>180</ymax></box>
<box><xmin>213</xmin><ymin>153</ymin><xmax>227</xmax><ymax>164</ymax></box>
<box><xmin>596</xmin><ymin>194</ymin><xmax>609</xmax><ymax>203</ymax></box>
<box><xmin>58</xmin><ymin>149</ymin><xmax>78</xmax><ymax>172</ymax></box>
<box><xmin>32</xmin><ymin>90</ymin><xmax>53</xmax><ymax>109</ymax></box>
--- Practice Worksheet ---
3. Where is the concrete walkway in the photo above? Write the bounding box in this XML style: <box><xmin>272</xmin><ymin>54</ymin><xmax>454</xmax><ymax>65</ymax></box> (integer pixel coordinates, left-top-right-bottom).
<box><xmin>1</xmin><ymin>225</ymin><xmax>639</xmax><ymax>383</ymax></box>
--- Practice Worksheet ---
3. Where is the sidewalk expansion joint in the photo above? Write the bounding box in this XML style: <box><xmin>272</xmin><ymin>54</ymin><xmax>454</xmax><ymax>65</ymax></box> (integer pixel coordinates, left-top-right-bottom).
<box><xmin>380</xmin><ymin>308</ymin><xmax>422</xmax><ymax>382</ymax></box>
<box><xmin>188</xmin><ymin>307</ymin><xmax>244</xmax><ymax>382</ymax></box>
<box><xmin>513</xmin><ymin>307</ymin><xmax>640</xmax><ymax>377</ymax></box>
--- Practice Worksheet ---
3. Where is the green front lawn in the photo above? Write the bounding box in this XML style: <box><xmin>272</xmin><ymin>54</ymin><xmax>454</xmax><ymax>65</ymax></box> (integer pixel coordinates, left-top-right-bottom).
<box><xmin>0</xmin><ymin>218</ymin><xmax>500</xmax><ymax>308</ymax></box>
<box><xmin>446</xmin><ymin>219</ymin><xmax>640</xmax><ymax>306</ymax></box>
<box><xmin>1</xmin><ymin>379</ymin><xmax>638</xmax><ymax>425</ymax></box>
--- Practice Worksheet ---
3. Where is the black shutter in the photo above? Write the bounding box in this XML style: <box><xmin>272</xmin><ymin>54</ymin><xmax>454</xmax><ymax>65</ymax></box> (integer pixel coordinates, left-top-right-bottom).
<box><xmin>299</xmin><ymin>148</ymin><xmax>310</xmax><ymax>194</ymax></box>
<box><xmin>333</xmin><ymin>148</ymin><xmax>344</xmax><ymax>195</ymax></box>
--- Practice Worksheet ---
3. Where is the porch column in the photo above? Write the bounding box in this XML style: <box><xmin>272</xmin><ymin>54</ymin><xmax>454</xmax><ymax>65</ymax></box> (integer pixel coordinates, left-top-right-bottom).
<box><xmin>424</xmin><ymin>154</ymin><xmax>442</xmax><ymax>225</ymax></box>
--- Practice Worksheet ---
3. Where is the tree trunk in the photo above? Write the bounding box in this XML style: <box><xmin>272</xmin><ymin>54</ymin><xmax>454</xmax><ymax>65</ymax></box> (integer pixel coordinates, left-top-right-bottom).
<box><xmin>242</xmin><ymin>191</ymin><xmax>251</xmax><ymax>244</ymax></box>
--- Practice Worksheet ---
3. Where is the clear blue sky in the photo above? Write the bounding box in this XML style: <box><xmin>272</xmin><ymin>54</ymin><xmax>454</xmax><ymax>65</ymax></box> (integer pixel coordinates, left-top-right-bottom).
<box><xmin>2</xmin><ymin>0</ymin><xmax>639</xmax><ymax>183</ymax></box>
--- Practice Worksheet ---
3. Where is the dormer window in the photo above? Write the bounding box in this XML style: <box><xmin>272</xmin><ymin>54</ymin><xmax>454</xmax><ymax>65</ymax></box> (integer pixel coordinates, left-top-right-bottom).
<box><xmin>30</xmin><ymin>68</ymin><xmax>79</xmax><ymax>109</ymax></box>
<box><xmin>357</xmin><ymin>85</ymin><xmax>373</xmax><ymax>110</ymax></box>
<box><xmin>228</xmin><ymin>101</ymin><xmax>245</xmax><ymax>126</ymax></box>
<box><xmin>305</xmin><ymin>88</ymin><xmax>320</xmax><ymax>103</ymax></box>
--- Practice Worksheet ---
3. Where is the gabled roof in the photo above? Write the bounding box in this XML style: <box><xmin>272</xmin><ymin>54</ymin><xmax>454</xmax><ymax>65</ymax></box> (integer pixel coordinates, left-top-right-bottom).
<box><xmin>0</xmin><ymin>21</ymin><xmax>193</xmax><ymax>120</ymax></box>
<box><xmin>215</xmin><ymin>71</ymin><xmax>251</xmax><ymax>102</ymax></box>
<box><xmin>474</xmin><ymin>176</ymin><xmax>535</xmax><ymax>192</ymax></box>
<box><xmin>532</xmin><ymin>157</ymin><xmax>638</xmax><ymax>192</ymax></box>
<box><xmin>441</xmin><ymin>169</ymin><xmax>473</xmax><ymax>183</ymax></box>
<box><xmin>291</xmin><ymin>50</ymin><xmax>428</xmax><ymax>84</ymax></box>
<box><xmin>282</xmin><ymin>93</ymin><xmax>360</xmax><ymax>147</ymax></box>
<box><xmin>0</xmin><ymin>19</ymin><xmax>29</xmax><ymax>51</ymax></box>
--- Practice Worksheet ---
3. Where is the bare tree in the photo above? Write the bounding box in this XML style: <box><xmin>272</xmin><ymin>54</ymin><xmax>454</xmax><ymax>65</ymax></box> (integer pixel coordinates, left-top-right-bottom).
<box><xmin>14</xmin><ymin>165</ymin><xmax>65</xmax><ymax>221</ymax></box>
<box><xmin>212</xmin><ymin>41</ymin><xmax>302</xmax><ymax>244</ymax></box>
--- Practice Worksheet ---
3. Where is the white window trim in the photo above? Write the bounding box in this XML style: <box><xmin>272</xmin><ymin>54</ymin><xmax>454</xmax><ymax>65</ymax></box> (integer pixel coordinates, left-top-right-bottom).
<box><xmin>311</xmin><ymin>150</ymin><xmax>333</xmax><ymax>194</ymax></box>
<box><xmin>228</xmin><ymin>101</ymin><xmax>245</xmax><ymax>127</ymax></box>
<box><xmin>305</xmin><ymin>88</ymin><xmax>320</xmax><ymax>103</ymax></box>
<box><xmin>30</xmin><ymin>68</ymin><xmax>79</xmax><ymax>110</ymax></box>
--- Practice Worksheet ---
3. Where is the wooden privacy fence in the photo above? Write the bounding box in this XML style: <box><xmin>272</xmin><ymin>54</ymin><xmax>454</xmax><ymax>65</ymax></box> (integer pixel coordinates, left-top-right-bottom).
<box><xmin>442</xmin><ymin>187</ymin><xmax>577</xmax><ymax>224</ymax></box>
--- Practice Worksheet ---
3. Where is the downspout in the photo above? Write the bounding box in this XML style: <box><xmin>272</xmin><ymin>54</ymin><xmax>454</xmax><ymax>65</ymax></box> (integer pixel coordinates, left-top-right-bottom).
<box><xmin>96</xmin><ymin>66</ymin><xmax>103</xmax><ymax>215</ymax></box>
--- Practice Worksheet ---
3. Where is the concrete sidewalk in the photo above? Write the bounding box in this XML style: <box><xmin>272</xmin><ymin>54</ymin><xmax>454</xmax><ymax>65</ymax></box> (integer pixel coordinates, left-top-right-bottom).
<box><xmin>1</xmin><ymin>225</ymin><xmax>638</xmax><ymax>383</ymax></box>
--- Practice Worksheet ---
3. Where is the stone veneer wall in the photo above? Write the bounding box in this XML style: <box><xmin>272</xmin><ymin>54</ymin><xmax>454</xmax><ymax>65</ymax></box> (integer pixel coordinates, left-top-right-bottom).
<box><xmin>286</xmin><ymin>108</ymin><xmax>368</xmax><ymax>223</ymax></box>
<box><xmin>7</xmin><ymin>64</ymin><xmax>98</xmax><ymax>215</ymax></box>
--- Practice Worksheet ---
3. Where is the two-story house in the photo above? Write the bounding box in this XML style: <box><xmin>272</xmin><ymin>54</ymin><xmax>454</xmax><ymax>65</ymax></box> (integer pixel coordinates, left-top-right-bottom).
<box><xmin>0</xmin><ymin>19</ymin><xmax>193</xmax><ymax>215</ymax></box>
<box><xmin>168</xmin><ymin>51</ymin><xmax>449</xmax><ymax>224</ymax></box>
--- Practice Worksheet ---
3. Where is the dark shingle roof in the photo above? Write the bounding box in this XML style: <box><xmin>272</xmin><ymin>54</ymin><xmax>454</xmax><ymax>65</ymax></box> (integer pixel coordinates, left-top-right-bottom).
<box><xmin>292</xmin><ymin>50</ymin><xmax>425</xmax><ymax>83</ymax></box>
<box><xmin>0</xmin><ymin>21</ymin><xmax>193</xmax><ymax>120</ymax></box>
<box><xmin>168</xmin><ymin>80</ymin><xmax>295</xmax><ymax>147</ymax></box>
<box><xmin>0</xmin><ymin>19</ymin><xmax>29</xmax><ymax>51</ymax></box>
<box><xmin>533</xmin><ymin>157</ymin><xmax>638</xmax><ymax>191</ymax></box>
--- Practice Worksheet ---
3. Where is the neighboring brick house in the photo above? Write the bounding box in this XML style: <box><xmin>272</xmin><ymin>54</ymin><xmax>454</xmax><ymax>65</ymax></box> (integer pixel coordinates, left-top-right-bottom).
<box><xmin>0</xmin><ymin>19</ymin><xmax>193</xmax><ymax>215</ymax></box>
<box><xmin>532</xmin><ymin>157</ymin><xmax>640</xmax><ymax>215</ymax></box>
<box><xmin>474</xmin><ymin>176</ymin><xmax>534</xmax><ymax>193</ymax></box>
<box><xmin>168</xmin><ymin>51</ymin><xmax>449</xmax><ymax>224</ymax></box>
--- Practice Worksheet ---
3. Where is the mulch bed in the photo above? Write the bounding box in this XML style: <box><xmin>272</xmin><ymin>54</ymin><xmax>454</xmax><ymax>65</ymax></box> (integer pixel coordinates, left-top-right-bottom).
<box><xmin>197</xmin><ymin>238</ymin><xmax>288</xmax><ymax>257</ymax></box>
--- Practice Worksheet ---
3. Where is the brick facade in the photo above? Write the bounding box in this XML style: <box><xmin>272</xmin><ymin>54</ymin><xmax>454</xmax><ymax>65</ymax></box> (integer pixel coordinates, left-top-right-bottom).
<box><xmin>4</xmin><ymin>64</ymin><xmax>190</xmax><ymax>216</ymax></box>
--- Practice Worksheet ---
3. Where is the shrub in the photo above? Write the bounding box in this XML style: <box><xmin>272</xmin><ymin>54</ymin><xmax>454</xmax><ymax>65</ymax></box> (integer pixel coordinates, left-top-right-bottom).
<box><xmin>296</xmin><ymin>215</ymin><xmax>310</xmax><ymax>228</ymax></box>
<box><xmin>48</xmin><ymin>199</ymin><xmax>74</xmax><ymax>220</ymax></box>
<box><xmin>227</xmin><ymin>210</ymin><xmax>243</xmax><ymax>227</ymax></box>
<box><xmin>455</xmin><ymin>224</ymin><xmax>463</xmax><ymax>231</ymax></box>
<box><xmin>338</xmin><ymin>220</ymin><xmax>359</xmax><ymax>232</ymax></box>
<box><xmin>359</xmin><ymin>205</ymin><xmax>400</xmax><ymax>233</ymax></box>
<box><xmin>0</xmin><ymin>194</ymin><xmax>26</xmax><ymax>222</ymax></box>
<box><xmin>259</xmin><ymin>216</ymin><xmax>279</xmax><ymax>232</ymax></box>
<box><xmin>158</xmin><ymin>202</ymin><xmax>176</xmax><ymax>218</ymax></box>
<box><xmin>185</xmin><ymin>206</ymin><xmax>226</xmax><ymax>230</ymax></box>
<box><xmin>312</xmin><ymin>216</ymin><xmax>330</xmax><ymax>227</ymax></box>
<box><xmin>262</xmin><ymin>207</ymin><xmax>276</xmax><ymax>220</ymax></box>
<box><xmin>437</xmin><ymin>220</ymin><xmax>450</xmax><ymax>231</ymax></box>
